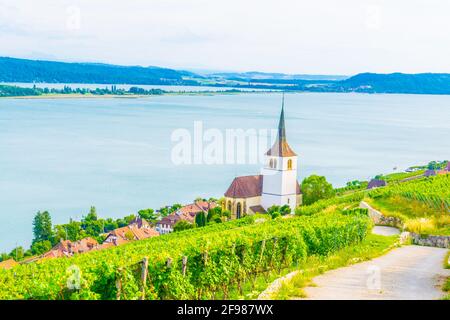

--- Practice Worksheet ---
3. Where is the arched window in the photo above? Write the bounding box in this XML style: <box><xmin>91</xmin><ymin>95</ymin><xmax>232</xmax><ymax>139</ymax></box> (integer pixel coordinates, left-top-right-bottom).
<box><xmin>236</xmin><ymin>203</ymin><xmax>242</xmax><ymax>219</ymax></box>
<box><xmin>287</xmin><ymin>159</ymin><xmax>292</xmax><ymax>170</ymax></box>
<box><xmin>269</xmin><ymin>159</ymin><xmax>274</xmax><ymax>168</ymax></box>
<box><xmin>227</xmin><ymin>201</ymin><xmax>232</xmax><ymax>212</ymax></box>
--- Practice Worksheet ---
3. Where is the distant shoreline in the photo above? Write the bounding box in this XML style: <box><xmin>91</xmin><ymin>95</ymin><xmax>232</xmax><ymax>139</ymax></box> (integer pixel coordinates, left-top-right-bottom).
<box><xmin>0</xmin><ymin>90</ymin><xmax>276</xmax><ymax>100</ymax></box>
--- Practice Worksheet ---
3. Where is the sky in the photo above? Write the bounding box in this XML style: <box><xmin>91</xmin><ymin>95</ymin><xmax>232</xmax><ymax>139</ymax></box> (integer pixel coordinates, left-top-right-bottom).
<box><xmin>1</xmin><ymin>0</ymin><xmax>450</xmax><ymax>75</ymax></box>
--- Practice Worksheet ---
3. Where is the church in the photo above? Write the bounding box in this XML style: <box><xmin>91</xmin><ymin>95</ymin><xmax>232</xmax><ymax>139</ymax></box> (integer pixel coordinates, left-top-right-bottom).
<box><xmin>223</xmin><ymin>98</ymin><xmax>302</xmax><ymax>218</ymax></box>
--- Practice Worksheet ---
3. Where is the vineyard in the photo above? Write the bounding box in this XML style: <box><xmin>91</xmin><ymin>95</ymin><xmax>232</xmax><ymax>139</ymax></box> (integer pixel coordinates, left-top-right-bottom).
<box><xmin>0</xmin><ymin>212</ymin><xmax>371</xmax><ymax>300</ymax></box>
<box><xmin>368</xmin><ymin>175</ymin><xmax>450</xmax><ymax>213</ymax></box>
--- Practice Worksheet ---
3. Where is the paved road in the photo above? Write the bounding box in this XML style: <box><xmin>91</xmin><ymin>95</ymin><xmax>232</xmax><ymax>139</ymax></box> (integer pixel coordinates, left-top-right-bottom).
<box><xmin>372</xmin><ymin>226</ymin><xmax>400</xmax><ymax>236</ymax></box>
<box><xmin>303</xmin><ymin>245</ymin><xmax>450</xmax><ymax>300</ymax></box>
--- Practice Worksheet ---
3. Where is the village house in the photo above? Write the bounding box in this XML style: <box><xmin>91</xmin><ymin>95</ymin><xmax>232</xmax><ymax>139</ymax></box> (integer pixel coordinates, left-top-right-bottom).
<box><xmin>102</xmin><ymin>217</ymin><xmax>159</xmax><ymax>246</ymax></box>
<box><xmin>0</xmin><ymin>258</ymin><xmax>19</xmax><ymax>270</ymax></box>
<box><xmin>223</xmin><ymin>98</ymin><xmax>302</xmax><ymax>218</ymax></box>
<box><xmin>42</xmin><ymin>237</ymin><xmax>99</xmax><ymax>259</ymax></box>
<box><xmin>39</xmin><ymin>217</ymin><xmax>159</xmax><ymax>260</ymax></box>
<box><xmin>155</xmin><ymin>201</ymin><xmax>217</xmax><ymax>234</ymax></box>
<box><xmin>367</xmin><ymin>179</ymin><xmax>387</xmax><ymax>190</ymax></box>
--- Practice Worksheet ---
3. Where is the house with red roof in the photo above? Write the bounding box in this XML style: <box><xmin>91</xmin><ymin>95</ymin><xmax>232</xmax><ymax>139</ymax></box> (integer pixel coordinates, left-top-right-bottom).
<box><xmin>0</xmin><ymin>259</ymin><xmax>18</xmax><ymax>270</ymax></box>
<box><xmin>42</xmin><ymin>237</ymin><xmax>99</xmax><ymax>259</ymax></box>
<box><xmin>103</xmin><ymin>218</ymin><xmax>159</xmax><ymax>245</ymax></box>
<box><xmin>155</xmin><ymin>200</ymin><xmax>217</xmax><ymax>234</ymax></box>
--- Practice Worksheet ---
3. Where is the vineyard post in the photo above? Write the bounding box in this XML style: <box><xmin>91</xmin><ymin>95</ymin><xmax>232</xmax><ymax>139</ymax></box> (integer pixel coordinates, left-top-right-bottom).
<box><xmin>259</xmin><ymin>239</ymin><xmax>266</xmax><ymax>264</ymax></box>
<box><xmin>280</xmin><ymin>238</ymin><xmax>288</xmax><ymax>273</ymax></box>
<box><xmin>182</xmin><ymin>256</ymin><xmax>187</xmax><ymax>276</ymax></box>
<box><xmin>270</xmin><ymin>237</ymin><xmax>278</xmax><ymax>269</ymax></box>
<box><xmin>140</xmin><ymin>257</ymin><xmax>149</xmax><ymax>300</ymax></box>
<box><xmin>166</xmin><ymin>257</ymin><xmax>172</xmax><ymax>268</ymax></box>
<box><xmin>115</xmin><ymin>267</ymin><xmax>123</xmax><ymax>300</ymax></box>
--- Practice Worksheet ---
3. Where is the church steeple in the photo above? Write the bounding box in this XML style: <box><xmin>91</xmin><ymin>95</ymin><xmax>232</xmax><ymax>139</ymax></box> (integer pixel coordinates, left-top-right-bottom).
<box><xmin>266</xmin><ymin>93</ymin><xmax>297</xmax><ymax>157</ymax></box>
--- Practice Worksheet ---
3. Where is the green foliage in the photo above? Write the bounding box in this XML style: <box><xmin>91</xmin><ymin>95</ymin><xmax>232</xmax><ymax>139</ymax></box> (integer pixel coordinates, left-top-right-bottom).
<box><xmin>335</xmin><ymin>180</ymin><xmax>368</xmax><ymax>195</ymax></box>
<box><xmin>0</xmin><ymin>212</ymin><xmax>370</xmax><ymax>300</ymax></box>
<box><xmin>138</xmin><ymin>208</ymin><xmax>157</xmax><ymax>223</ymax></box>
<box><xmin>173</xmin><ymin>220</ymin><xmax>194</xmax><ymax>232</ymax></box>
<box><xmin>8</xmin><ymin>247</ymin><xmax>25</xmax><ymax>262</ymax></box>
<box><xmin>295</xmin><ymin>192</ymin><xmax>365</xmax><ymax>216</ymax></box>
<box><xmin>380</xmin><ymin>170</ymin><xmax>425</xmax><ymax>183</ymax></box>
<box><xmin>368</xmin><ymin>175</ymin><xmax>450</xmax><ymax>213</ymax></box>
<box><xmin>206</xmin><ymin>207</ymin><xmax>227</xmax><ymax>224</ymax></box>
<box><xmin>0</xmin><ymin>253</ymin><xmax>10</xmax><ymax>262</ymax></box>
<box><xmin>341</xmin><ymin>208</ymin><xmax>368</xmax><ymax>217</ymax></box>
<box><xmin>195</xmin><ymin>212</ymin><xmax>207</xmax><ymax>227</ymax></box>
<box><xmin>267</xmin><ymin>205</ymin><xmax>291</xmax><ymax>219</ymax></box>
<box><xmin>32</xmin><ymin>211</ymin><xmax>53</xmax><ymax>244</ymax></box>
<box><xmin>301</xmin><ymin>175</ymin><xmax>335</xmax><ymax>205</ymax></box>
<box><xmin>158</xmin><ymin>204</ymin><xmax>181</xmax><ymax>218</ymax></box>
<box><xmin>31</xmin><ymin>241</ymin><xmax>53</xmax><ymax>255</ymax></box>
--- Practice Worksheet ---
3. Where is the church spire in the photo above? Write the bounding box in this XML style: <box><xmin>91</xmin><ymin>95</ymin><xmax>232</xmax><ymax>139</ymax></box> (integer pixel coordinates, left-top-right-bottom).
<box><xmin>266</xmin><ymin>93</ymin><xmax>296</xmax><ymax>157</ymax></box>
<box><xmin>278</xmin><ymin>93</ymin><xmax>286</xmax><ymax>143</ymax></box>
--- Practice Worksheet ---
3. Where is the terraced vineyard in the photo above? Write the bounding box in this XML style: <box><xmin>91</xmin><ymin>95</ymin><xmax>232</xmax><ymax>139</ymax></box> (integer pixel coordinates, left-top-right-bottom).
<box><xmin>0</xmin><ymin>212</ymin><xmax>370</xmax><ymax>300</ymax></box>
<box><xmin>369</xmin><ymin>175</ymin><xmax>450</xmax><ymax>212</ymax></box>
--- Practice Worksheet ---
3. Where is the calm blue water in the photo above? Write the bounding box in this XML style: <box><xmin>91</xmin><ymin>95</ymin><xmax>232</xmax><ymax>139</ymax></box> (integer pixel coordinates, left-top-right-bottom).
<box><xmin>1</xmin><ymin>92</ymin><xmax>449</xmax><ymax>252</ymax></box>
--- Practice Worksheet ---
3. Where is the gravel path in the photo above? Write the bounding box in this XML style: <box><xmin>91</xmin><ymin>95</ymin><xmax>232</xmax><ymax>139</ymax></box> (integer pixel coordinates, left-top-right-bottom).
<box><xmin>303</xmin><ymin>245</ymin><xmax>450</xmax><ymax>300</ymax></box>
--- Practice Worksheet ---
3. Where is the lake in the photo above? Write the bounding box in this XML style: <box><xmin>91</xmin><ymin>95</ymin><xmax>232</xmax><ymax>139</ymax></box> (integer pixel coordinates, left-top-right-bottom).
<box><xmin>1</xmin><ymin>92</ymin><xmax>449</xmax><ymax>251</ymax></box>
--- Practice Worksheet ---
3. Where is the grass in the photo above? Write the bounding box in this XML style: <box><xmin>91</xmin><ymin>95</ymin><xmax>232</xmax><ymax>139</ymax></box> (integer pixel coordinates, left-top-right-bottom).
<box><xmin>269</xmin><ymin>233</ymin><xmax>399</xmax><ymax>299</ymax></box>
<box><xmin>365</xmin><ymin>196</ymin><xmax>450</xmax><ymax>236</ymax></box>
<box><xmin>381</xmin><ymin>170</ymin><xmax>425</xmax><ymax>183</ymax></box>
<box><xmin>443</xmin><ymin>251</ymin><xmax>450</xmax><ymax>300</ymax></box>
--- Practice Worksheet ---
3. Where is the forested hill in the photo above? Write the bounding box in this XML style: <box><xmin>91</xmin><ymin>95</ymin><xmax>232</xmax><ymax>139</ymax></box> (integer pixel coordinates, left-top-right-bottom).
<box><xmin>3</xmin><ymin>57</ymin><xmax>450</xmax><ymax>94</ymax></box>
<box><xmin>0</xmin><ymin>57</ymin><xmax>195</xmax><ymax>85</ymax></box>
<box><xmin>335</xmin><ymin>72</ymin><xmax>450</xmax><ymax>94</ymax></box>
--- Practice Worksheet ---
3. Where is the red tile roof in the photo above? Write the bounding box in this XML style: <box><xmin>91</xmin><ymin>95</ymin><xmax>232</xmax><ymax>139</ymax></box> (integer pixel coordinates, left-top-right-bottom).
<box><xmin>225</xmin><ymin>175</ymin><xmax>263</xmax><ymax>198</ymax></box>
<box><xmin>157</xmin><ymin>214</ymin><xmax>182</xmax><ymax>228</ymax></box>
<box><xmin>43</xmin><ymin>237</ymin><xmax>100</xmax><ymax>259</ymax></box>
<box><xmin>106</xmin><ymin>225</ymin><xmax>159</xmax><ymax>242</ymax></box>
<box><xmin>225</xmin><ymin>175</ymin><xmax>301</xmax><ymax>198</ymax></box>
<box><xmin>0</xmin><ymin>259</ymin><xmax>18</xmax><ymax>270</ymax></box>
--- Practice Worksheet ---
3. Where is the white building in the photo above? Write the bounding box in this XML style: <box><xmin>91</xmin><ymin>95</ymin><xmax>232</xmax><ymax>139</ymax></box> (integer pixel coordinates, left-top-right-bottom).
<box><xmin>223</xmin><ymin>98</ymin><xmax>302</xmax><ymax>218</ymax></box>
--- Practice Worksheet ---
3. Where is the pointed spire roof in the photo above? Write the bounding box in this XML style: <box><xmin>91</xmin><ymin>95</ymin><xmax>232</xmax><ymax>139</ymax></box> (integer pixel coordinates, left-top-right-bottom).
<box><xmin>266</xmin><ymin>93</ymin><xmax>297</xmax><ymax>157</ymax></box>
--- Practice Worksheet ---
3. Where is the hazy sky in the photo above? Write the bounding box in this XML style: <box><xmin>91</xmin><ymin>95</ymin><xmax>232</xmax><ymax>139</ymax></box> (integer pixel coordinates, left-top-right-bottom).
<box><xmin>1</xmin><ymin>0</ymin><xmax>450</xmax><ymax>75</ymax></box>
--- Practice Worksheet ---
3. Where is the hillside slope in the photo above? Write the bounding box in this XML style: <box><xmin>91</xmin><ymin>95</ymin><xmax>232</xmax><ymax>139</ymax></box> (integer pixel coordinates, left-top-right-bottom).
<box><xmin>0</xmin><ymin>57</ymin><xmax>192</xmax><ymax>85</ymax></box>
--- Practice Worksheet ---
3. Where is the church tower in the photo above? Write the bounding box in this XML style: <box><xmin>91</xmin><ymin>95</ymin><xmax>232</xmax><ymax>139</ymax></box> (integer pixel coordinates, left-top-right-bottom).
<box><xmin>261</xmin><ymin>96</ymin><xmax>300</xmax><ymax>212</ymax></box>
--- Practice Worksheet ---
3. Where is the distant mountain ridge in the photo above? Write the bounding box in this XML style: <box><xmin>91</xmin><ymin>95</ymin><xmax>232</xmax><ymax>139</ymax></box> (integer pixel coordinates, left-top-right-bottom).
<box><xmin>337</xmin><ymin>72</ymin><xmax>450</xmax><ymax>94</ymax></box>
<box><xmin>209</xmin><ymin>71</ymin><xmax>348</xmax><ymax>81</ymax></box>
<box><xmin>0</xmin><ymin>57</ymin><xmax>195</xmax><ymax>85</ymax></box>
<box><xmin>2</xmin><ymin>57</ymin><xmax>450</xmax><ymax>94</ymax></box>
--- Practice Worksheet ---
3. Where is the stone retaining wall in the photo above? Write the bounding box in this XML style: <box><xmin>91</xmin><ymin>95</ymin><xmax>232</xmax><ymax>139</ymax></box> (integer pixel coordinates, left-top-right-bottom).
<box><xmin>359</xmin><ymin>201</ymin><xmax>450</xmax><ymax>249</ymax></box>
<box><xmin>359</xmin><ymin>201</ymin><xmax>402</xmax><ymax>228</ymax></box>
<box><xmin>410</xmin><ymin>233</ymin><xmax>450</xmax><ymax>249</ymax></box>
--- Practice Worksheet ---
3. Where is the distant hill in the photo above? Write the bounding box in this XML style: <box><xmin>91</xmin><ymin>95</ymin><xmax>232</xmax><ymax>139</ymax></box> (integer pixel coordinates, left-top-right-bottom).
<box><xmin>3</xmin><ymin>57</ymin><xmax>450</xmax><ymax>95</ymax></box>
<box><xmin>335</xmin><ymin>73</ymin><xmax>450</xmax><ymax>94</ymax></box>
<box><xmin>210</xmin><ymin>71</ymin><xmax>348</xmax><ymax>81</ymax></box>
<box><xmin>0</xmin><ymin>57</ymin><xmax>196</xmax><ymax>85</ymax></box>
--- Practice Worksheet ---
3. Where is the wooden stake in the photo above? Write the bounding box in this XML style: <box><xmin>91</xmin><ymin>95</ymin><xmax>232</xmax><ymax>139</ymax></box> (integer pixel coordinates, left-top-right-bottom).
<box><xmin>182</xmin><ymin>256</ymin><xmax>188</xmax><ymax>276</ymax></box>
<box><xmin>140</xmin><ymin>257</ymin><xmax>149</xmax><ymax>300</ymax></box>
<box><xmin>115</xmin><ymin>268</ymin><xmax>122</xmax><ymax>300</ymax></box>
<box><xmin>259</xmin><ymin>240</ymin><xmax>266</xmax><ymax>263</ymax></box>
